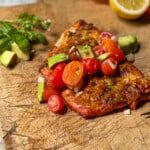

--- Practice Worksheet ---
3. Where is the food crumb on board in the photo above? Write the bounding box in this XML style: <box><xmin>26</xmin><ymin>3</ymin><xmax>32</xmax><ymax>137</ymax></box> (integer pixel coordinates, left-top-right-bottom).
<box><xmin>123</xmin><ymin>109</ymin><xmax>131</xmax><ymax>115</ymax></box>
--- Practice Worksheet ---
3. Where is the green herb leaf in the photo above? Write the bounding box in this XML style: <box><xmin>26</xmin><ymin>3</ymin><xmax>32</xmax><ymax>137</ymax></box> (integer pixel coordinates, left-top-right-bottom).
<box><xmin>21</xmin><ymin>31</ymin><xmax>48</xmax><ymax>44</ymax></box>
<box><xmin>18</xmin><ymin>12</ymin><xmax>51</xmax><ymax>31</ymax></box>
<box><xmin>10</xmin><ymin>32</ymin><xmax>30</xmax><ymax>51</ymax></box>
<box><xmin>0</xmin><ymin>37</ymin><xmax>12</xmax><ymax>54</ymax></box>
<box><xmin>33</xmin><ymin>32</ymin><xmax>48</xmax><ymax>44</ymax></box>
<box><xmin>0</xmin><ymin>12</ymin><xmax>50</xmax><ymax>54</ymax></box>
<box><xmin>0</xmin><ymin>21</ymin><xmax>14</xmax><ymax>33</ymax></box>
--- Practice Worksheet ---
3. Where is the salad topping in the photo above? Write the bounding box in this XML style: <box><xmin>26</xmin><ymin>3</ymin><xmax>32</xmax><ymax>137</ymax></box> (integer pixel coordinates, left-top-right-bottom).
<box><xmin>38</xmin><ymin>30</ymin><xmax>139</xmax><ymax>113</ymax></box>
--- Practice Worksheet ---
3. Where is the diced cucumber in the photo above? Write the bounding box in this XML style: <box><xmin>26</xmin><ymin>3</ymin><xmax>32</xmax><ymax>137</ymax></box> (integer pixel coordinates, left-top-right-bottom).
<box><xmin>0</xmin><ymin>50</ymin><xmax>17</xmax><ymax>67</ymax></box>
<box><xmin>97</xmin><ymin>52</ymin><xmax>110</xmax><ymax>62</ymax></box>
<box><xmin>37</xmin><ymin>76</ymin><xmax>45</xmax><ymax>103</ymax></box>
<box><xmin>48</xmin><ymin>53</ymin><xmax>68</xmax><ymax>68</ymax></box>
<box><xmin>118</xmin><ymin>35</ymin><xmax>139</xmax><ymax>55</ymax></box>
<box><xmin>76</xmin><ymin>45</ymin><xmax>94</xmax><ymax>59</ymax></box>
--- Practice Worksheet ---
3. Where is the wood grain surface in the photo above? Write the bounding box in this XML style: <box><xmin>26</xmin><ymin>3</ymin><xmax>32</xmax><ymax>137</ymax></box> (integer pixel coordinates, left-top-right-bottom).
<box><xmin>0</xmin><ymin>0</ymin><xmax>150</xmax><ymax>149</ymax></box>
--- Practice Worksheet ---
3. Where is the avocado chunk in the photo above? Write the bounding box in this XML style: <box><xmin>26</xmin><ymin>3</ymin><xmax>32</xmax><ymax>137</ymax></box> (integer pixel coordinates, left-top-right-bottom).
<box><xmin>76</xmin><ymin>45</ymin><xmax>94</xmax><ymax>59</ymax></box>
<box><xmin>118</xmin><ymin>35</ymin><xmax>139</xmax><ymax>55</ymax></box>
<box><xmin>97</xmin><ymin>52</ymin><xmax>110</xmax><ymax>62</ymax></box>
<box><xmin>77</xmin><ymin>45</ymin><xmax>94</xmax><ymax>59</ymax></box>
<box><xmin>0</xmin><ymin>50</ymin><xmax>17</xmax><ymax>67</ymax></box>
<box><xmin>11</xmin><ymin>42</ymin><xmax>30</xmax><ymax>60</ymax></box>
<box><xmin>37</xmin><ymin>76</ymin><xmax>45</xmax><ymax>103</ymax></box>
<box><xmin>48</xmin><ymin>53</ymin><xmax>68</xmax><ymax>68</ymax></box>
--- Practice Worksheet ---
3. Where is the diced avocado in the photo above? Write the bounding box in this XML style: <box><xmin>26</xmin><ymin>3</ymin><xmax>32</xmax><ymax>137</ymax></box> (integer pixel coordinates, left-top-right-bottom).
<box><xmin>0</xmin><ymin>50</ymin><xmax>17</xmax><ymax>67</ymax></box>
<box><xmin>37</xmin><ymin>77</ymin><xmax>45</xmax><ymax>102</ymax></box>
<box><xmin>76</xmin><ymin>45</ymin><xmax>94</xmax><ymax>59</ymax></box>
<box><xmin>11</xmin><ymin>42</ymin><xmax>30</xmax><ymax>60</ymax></box>
<box><xmin>48</xmin><ymin>53</ymin><xmax>68</xmax><ymax>68</ymax></box>
<box><xmin>118</xmin><ymin>35</ymin><xmax>139</xmax><ymax>55</ymax></box>
<box><xmin>97</xmin><ymin>52</ymin><xmax>110</xmax><ymax>62</ymax></box>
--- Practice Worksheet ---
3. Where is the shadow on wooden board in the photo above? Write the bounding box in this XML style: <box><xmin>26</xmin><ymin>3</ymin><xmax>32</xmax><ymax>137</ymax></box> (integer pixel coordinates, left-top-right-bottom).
<box><xmin>91</xmin><ymin>0</ymin><xmax>109</xmax><ymax>5</ymax></box>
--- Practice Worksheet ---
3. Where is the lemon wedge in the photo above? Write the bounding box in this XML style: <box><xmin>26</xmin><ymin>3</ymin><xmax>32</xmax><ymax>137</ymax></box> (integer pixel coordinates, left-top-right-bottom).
<box><xmin>109</xmin><ymin>0</ymin><xmax>150</xmax><ymax>19</ymax></box>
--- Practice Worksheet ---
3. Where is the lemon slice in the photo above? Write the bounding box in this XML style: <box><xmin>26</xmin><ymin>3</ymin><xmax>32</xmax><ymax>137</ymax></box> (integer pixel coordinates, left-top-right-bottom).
<box><xmin>109</xmin><ymin>0</ymin><xmax>150</xmax><ymax>19</ymax></box>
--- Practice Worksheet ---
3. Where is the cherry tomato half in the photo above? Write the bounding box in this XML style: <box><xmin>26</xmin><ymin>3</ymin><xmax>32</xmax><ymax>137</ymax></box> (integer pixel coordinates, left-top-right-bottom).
<box><xmin>102</xmin><ymin>38</ymin><xmax>118</xmax><ymax>52</ymax></box>
<box><xmin>54</xmin><ymin>63</ymin><xmax>66</xmax><ymax>71</ymax></box>
<box><xmin>110</xmin><ymin>48</ymin><xmax>125</xmax><ymax>63</ymax></box>
<box><xmin>48</xmin><ymin>63</ymin><xmax>66</xmax><ymax>89</ymax></box>
<box><xmin>101</xmin><ymin>58</ymin><xmax>117</xmax><ymax>76</ymax></box>
<box><xmin>62</xmin><ymin>61</ymin><xmax>84</xmax><ymax>88</ymax></box>
<box><xmin>93</xmin><ymin>44</ymin><xmax>105</xmax><ymax>56</ymax></box>
<box><xmin>82</xmin><ymin>58</ymin><xmax>101</xmax><ymax>75</ymax></box>
<box><xmin>48</xmin><ymin>95</ymin><xmax>64</xmax><ymax>113</ymax></box>
<box><xmin>43</xmin><ymin>85</ymin><xmax>58</xmax><ymax>102</ymax></box>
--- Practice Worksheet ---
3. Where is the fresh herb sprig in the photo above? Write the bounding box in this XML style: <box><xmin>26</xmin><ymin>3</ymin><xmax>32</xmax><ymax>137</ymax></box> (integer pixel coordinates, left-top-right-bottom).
<box><xmin>0</xmin><ymin>12</ymin><xmax>51</xmax><ymax>67</ymax></box>
<box><xmin>0</xmin><ymin>12</ymin><xmax>51</xmax><ymax>53</ymax></box>
<box><xmin>18</xmin><ymin>12</ymin><xmax>51</xmax><ymax>31</ymax></box>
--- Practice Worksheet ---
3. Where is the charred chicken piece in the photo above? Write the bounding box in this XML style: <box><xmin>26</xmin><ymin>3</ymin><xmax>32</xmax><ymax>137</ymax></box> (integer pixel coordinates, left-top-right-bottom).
<box><xmin>44</xmin><ymin>20</ymin><xmax>150</xmax><ymax>118</ymax></box>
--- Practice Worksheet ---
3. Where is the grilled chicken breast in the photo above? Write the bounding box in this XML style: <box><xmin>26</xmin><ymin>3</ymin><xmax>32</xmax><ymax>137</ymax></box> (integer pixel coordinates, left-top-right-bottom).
<box><xmin>44</xmin><ymin>20</ymin><xmax>150</xmax><ymax>118</ymax></box>
<box><xmin>62</xmin><ymin>63</ymin><xmax>150</xmax><ymax>118</ymax></box>
<box><xmin>48</xmin><ymin>20</ymin><xmax>100</xmax><ymax>57</ymax></box>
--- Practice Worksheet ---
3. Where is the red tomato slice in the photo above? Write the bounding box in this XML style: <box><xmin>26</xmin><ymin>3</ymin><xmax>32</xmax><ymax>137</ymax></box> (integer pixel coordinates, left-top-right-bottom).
<box><xmin>102</xmin><ymin>38</ymin><xmax>118</xmax><ymax>52</ymax></box>
<box><xmin>48</xmin><ymin>63</ymin><xmax>66</xmax><ymax>89</ymax></box>
<box><xmin>110</xmin><ymin>48</ymin><xmax>125</xmax><ymax>63</ymax></box>
<box><xmin>43</xmin><ymin>85</ymin><xmax>58</xmax><ymax>102</ymax></box>
<box><xmin>101</xmin><ymin>58</ymin><xmax>117</xmax><ymax>76</ymax></box>
<box><xmin>101</xmin><ymin>38</ymin><xmax>125</xmax><ymax>63</ymax></box>
<box><xmin>54</xmin><ymin>63</ymin><xmax>66</xmax><ymax>71</ymax></box>
<box><xmin>93</xmin><ymin>44</ymin><xmax>105</xmax><ymax>56</ymax></box>
<box><xmin>82</xmin><ymin>58</ymin><xmax>101</xmax><ymax>75</ymax></box>
<box><xmin>47</xmin><ymin>95</ymin><xmax>64</xmax><ymax>113</ymax></box>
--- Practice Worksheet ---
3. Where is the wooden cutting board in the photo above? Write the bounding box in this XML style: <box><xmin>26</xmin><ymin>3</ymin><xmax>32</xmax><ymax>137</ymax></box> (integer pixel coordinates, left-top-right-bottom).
<box><xmin>0</xmin><ymin>0</ymin><xmax>150</xmax><ymax>149</ymax></box>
